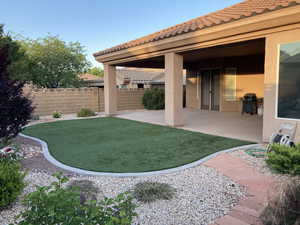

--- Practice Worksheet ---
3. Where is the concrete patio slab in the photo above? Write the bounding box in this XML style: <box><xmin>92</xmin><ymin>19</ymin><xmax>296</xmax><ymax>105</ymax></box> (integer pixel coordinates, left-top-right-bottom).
<box><xmin>117</xmin><ymin>109</ymin><xmax>263</xmax><ymax>142</ymax></box>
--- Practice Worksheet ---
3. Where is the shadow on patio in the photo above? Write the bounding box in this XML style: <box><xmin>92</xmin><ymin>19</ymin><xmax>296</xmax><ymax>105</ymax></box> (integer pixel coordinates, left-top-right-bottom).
<box><xmin>117</xmin><ymin>109</ymin><xmax>263</xmax><ymax>143</ymax></box>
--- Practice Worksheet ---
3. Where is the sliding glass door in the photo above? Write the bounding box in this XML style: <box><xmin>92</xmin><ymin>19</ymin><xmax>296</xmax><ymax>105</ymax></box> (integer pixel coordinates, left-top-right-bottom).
<box><xmin>201</xmin><ymin>69</ymin><xmax>220</xmax><ymax>111</ymax></box>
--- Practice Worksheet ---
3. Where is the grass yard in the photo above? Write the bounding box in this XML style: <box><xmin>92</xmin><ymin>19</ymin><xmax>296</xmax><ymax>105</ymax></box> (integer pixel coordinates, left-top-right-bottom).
<box><xmin>23</xmin><ymin>117</ymin><xmax>252</xmax><ymax>173</ymax></box>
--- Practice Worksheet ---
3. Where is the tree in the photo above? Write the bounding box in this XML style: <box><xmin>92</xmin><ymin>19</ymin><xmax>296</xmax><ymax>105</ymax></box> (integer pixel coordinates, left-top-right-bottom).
<box><xmin>18</xmin><ymin>35</ymin><xmax>90</xmax><ymax>88</ymax></box>
<box><xmin>87</xmin><ymin>66</ymin><xmax>104</xmax><ymax>77</ymax></box>
<box><xmin>0</xmin><ymin>25</ymin><xmax>34</xmax><ymax>144</ymax></box>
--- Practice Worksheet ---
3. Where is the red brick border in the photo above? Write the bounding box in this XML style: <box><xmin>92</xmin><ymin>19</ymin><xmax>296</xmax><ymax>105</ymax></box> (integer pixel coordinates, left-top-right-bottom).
<box><xmin>204</xmin><ymin>154</ymin><xmax>273</xmax><ymax>225</ymax></box>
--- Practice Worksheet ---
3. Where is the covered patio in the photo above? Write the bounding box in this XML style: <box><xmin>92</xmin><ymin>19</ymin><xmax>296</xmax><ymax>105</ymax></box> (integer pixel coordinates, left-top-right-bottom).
<box><xmin>94</xmin><ymin>1</ymin><xmax>300</xmax><ymax>143</ymax></box>
<box><xmin>117</xmin><ymin>109</ymin><xmax>262</xmax><ymax>142</ymax></box>
<box><xmin>98</xmin><ymin>37</ymin><xmax>266</xmax><ymax>142</ymax></box>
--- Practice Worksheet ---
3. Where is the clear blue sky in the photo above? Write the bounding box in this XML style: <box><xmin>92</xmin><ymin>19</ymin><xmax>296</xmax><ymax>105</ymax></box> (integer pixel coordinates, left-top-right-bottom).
<box><xmin>1</xmin><ymin>0</ymin><xmax>241</xmax><ymax>66</ymax></box>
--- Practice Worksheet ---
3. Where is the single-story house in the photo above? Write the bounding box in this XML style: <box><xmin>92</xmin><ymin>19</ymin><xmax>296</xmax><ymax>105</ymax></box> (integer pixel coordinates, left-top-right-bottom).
<box><xmin>80</xmin><ymin>73</ymin><xmax>104</xmax><ymax>87</ymax></box>
<box><xmin>117</xmin><ymin>68</ymin><xmax>165</xmax><ymax>89</ymax></box>
<box><xmin>80</xmin><ymin>68</ymin><xmax>176</xmax><ymax>89</ymax></box>
<box><xmin>94</xmin><ymin>0</ymin><xmax>300</xmax><ymax>142</ymax></box>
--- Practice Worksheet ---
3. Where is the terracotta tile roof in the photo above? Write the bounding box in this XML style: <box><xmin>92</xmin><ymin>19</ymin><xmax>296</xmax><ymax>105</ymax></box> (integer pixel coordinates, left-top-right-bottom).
<box><xmin>79</xmin><ymin>73</ymin><xmax>103</xmax><ymax>81</ymax></box>
<box><xmin>117</xmin><ymin>68</ymin><xmax>164</xmax><ymax>83</ymax></box>
<box><xmin>94</xmin><ymin>0</ymin><xmax>300</xmax><ymax>57</ymax></box>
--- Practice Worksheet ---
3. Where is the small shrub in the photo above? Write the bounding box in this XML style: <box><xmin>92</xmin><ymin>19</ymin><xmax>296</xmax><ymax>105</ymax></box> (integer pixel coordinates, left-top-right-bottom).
<box><xmin>260</xmin><ymin>178</ymin><xmax>300</xmax><ymax>225</ymax></box>
<box><xmin>67</xmin><ymin>179</ymin><xmax>104</xmax><ymax>203</ymax></box>
<box><xmin>13</xmin><ymin>172</ymin><xmax>137</xmax><ymax>225</ymax></box>
<box><xmin>77</xmin><ymin>108</ymin><xmax>96</xmax><ymax>117</ymax></box>
<box><xmin>266</xmin><ymin>144</ymin><xmax>300</xmax><ymax>175</ymax></box>
<box><xmin>30</xmin><ymin>115</ymin><xmax>39</xmax><ymax>121</ymax></box>
<box><xmin>52</xmin><ymin>111</ymin><xmax>62</xmax><ymax>118</ymax></box>
<box><xmin>0</xmin><ymin>161</ymin><xmax>26</xmax><ymax>209</ymax></box>
<box><xmin>142</xmin><ymin>88</ymin><xmax>165</xmax><ymax>110</ymax></box>
<box><xmin>133</xmin><ymin>182</ymin><xmax>175</xmax><ymax>203</ymax></box>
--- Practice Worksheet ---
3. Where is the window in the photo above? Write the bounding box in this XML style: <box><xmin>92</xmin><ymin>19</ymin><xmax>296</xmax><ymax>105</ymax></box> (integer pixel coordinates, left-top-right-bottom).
<box><xmin>224</xmin><ymin>68</ymin><xmax>237</xmax><ymax>101</ymax></box>
<box><xmin>277</xmin><ymin>41</ymin><xmax>300</xmax><ymax>119</ymax></box>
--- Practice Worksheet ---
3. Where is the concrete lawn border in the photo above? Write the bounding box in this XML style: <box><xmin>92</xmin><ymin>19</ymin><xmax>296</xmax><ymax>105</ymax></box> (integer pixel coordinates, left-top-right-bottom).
<box><xmin>19</xmin><ymin>132</ymin><xmax>261</xmax><ymax>177</ymax></box>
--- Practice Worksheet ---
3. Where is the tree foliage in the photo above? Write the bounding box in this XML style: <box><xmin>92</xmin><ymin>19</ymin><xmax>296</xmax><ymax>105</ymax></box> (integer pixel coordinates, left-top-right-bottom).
<box><xmin>0</xmin><ymin>25</ymin><xmax>34</xmax><ymax>144</ymax></box>
<box><xmin>87</xmin><ymin>66</ymin><xmax>104</xmax><ymax>77</ymax></box>
<box><xmin>18</xmin><ymin>35</ymin><xmax>90</xmax><ymax>88</ymax></box>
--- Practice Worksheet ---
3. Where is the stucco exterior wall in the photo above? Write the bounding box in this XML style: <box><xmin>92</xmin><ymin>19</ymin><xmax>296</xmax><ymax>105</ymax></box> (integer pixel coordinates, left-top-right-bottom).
<box><xmin>186</xmin><ymin>70</ymin><xmax>200</xmax><ymax>109</ymax></box>
<box><xmin>185</xmin><ymin>55</ymin><xmax>265</xmax><ymax>112</ymax></box>
<box><xmin>263</xmin><ymin>28</ymin><xmax>300</xmax><ymax>143</ymax></box>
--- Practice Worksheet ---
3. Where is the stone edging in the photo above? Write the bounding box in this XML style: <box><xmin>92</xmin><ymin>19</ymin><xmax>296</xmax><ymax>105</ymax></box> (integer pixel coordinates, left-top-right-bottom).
<box><xmin>19</xmin><ymin>131</ymin><xmax>261</xmax><ymax>177</ymax></box>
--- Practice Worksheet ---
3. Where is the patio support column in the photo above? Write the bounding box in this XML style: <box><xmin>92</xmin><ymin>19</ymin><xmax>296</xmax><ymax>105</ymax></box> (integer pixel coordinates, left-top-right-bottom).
<box><xmin>164</xmin><ymin>52</ymin><xmax>183</xmax><ymax>126</ymax></box>
<box><xmin>104</xmin><ymin>64</ymin><xmax>117</xmax><ymax>116</ymax></box>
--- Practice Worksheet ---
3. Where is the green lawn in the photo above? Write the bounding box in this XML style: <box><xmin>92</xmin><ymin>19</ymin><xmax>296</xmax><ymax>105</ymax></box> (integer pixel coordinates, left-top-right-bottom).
<box><xmin>23</xmin><ymin>117</ymin><xmax>252</xmax><ymax>173</ymax></box>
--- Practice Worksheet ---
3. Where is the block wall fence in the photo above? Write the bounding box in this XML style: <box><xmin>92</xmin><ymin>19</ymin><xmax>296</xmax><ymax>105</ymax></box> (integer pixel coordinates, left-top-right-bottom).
<box><xmin>23</xmin><ymin>86</ymin><xmax>146</xmax><ymax>116</ymax></box>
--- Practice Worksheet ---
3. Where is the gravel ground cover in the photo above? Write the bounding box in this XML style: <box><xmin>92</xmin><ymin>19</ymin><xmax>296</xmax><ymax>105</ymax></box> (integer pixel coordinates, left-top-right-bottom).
<box><xmin>229</xmin><ymin>146</ymin><xmax>288</xmax><ymax>180</ymax></box>
<box><xmin>1</xmin><ymin>138</ymin><xmax>246</xmax><ymax>225</ymax></box>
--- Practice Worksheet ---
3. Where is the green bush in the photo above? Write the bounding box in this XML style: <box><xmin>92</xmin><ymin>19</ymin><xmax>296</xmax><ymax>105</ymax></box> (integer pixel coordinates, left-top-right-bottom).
<box><xmin>0</xmin><ymin>161</ymin><xmax>26</xmax><ymax>209</ymax></box>
<box><xmin>77</xmin><ymin>108</ymin><xmax>96</xmax><ymax>117</ymax></box>
<box><xmin>142</xmin><ymin>88</ymin><xmax>165</xmax><ymax>110</ymax></box>
<box><xmin>266</xmin><ymin>144</ymin><xmax>300</xmax><ymax>175</ymax></box>
<box><xmin>52</xmin><ymin>111</ymin><xmax>62</xmax><ymax>118</ymax></box>
<box><xmin>13</xmin><ymin>172</ymin><xmax>137</xmax><ymax>225</ymax></box>
<box><xmin>133</xmin><ymin>182</ymin><xmax>175</xmax><ymax>203</ymax></box>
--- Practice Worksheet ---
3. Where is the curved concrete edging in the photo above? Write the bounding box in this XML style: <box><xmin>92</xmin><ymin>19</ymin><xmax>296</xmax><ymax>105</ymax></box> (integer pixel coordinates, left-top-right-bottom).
<box><xmin>19</xmin><ymin>132</ymin><xmax>261</xmax><ymax>177</ymax></box>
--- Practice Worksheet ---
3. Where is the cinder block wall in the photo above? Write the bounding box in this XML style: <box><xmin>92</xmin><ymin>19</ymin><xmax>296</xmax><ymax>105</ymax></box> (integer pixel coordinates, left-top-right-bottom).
<box><xmin>117</xmin><ymin>89</ymin><xmax>145</xmax><ymax>111</ymax></box>
<box><xmin>24</xmin><ymin>86</ymin><xmax>146</xmax><ymax>116</ymax></box>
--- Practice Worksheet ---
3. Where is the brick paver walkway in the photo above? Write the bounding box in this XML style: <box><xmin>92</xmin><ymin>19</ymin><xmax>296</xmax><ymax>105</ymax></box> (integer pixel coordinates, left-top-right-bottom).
<box><xmin>204</xmin><ymin>154</ymin><xmax>274</xmax><ymax>225</ymax></box>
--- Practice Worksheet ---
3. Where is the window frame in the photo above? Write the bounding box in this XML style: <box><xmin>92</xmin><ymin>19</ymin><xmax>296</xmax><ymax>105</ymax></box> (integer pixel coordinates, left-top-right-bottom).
<box><xmin>224</xmin><ymin>67</ymin><xmax>237</xmax><ymax>102</ymax></box>
<box><xmin>275</xmin><ymin>41</ymin><xmax>300</xmax><ymax>121</ymax></box>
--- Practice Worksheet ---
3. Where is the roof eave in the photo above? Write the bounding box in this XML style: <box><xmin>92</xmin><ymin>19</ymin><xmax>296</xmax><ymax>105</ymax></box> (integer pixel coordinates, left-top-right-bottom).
<box><xmin>94</xmin><ymin>5</ymin><xmax>300</xmax><ymax>65</ymax></box>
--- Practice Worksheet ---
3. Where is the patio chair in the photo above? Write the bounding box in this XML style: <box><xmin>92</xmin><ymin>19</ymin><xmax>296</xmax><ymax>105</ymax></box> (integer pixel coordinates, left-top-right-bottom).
<box><xmin>267</xmin><ymin>123</ymin><xmax>297</xmax><ymax>152</ymax></box>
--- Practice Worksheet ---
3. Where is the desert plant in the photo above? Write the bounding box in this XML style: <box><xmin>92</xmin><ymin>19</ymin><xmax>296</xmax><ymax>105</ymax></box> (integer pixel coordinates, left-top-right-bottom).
<box><xmin>142</xmin><ymin>88</ymin><xmax>165</xmax><ymax>110</ymax></box>
<box><xmin>30</xmin><ymin>115</ymin><xmax>40</xmax><ymax>121</ymax></box>
<box><xmin>0</xmin><ymin>25</ymin><xmax>34</xmax><ymax>145</ymax></box>
<box><xmin>77</xmin><ymin>108</ymin><xmax>96</xmax><ymax>117</ymax></box>
<box><xmin>67</xmin><ymin>179</ymin><xmax>104</xmax><ymax>204</ymax></box>
<box><xmin>266</xmin><ymin>144</ymin><xmax>300</xmax><ymax>175</ymax></box>
<box><xmin>133</xmin><ymin>182</ymin><xmax>175</xmax><ymax>203</ymax></box>
<box><xmin>260</xmin><ymin>177</ymin><xmax>300</xmax><ymax>225</ymax></box>
<box><xmin>13</xmin><ymin>172</ymin><xmax>137</xmax><ymax>225</ymax></box>
<box><xmin>0</xmin><ymin>161</ymin><xmax>26</xmax><ymax>209</ymax></box>
<box><xmin>52</xmin><ymin>111</ymin><xmax>62</xmax><ymax>118</ymax></box>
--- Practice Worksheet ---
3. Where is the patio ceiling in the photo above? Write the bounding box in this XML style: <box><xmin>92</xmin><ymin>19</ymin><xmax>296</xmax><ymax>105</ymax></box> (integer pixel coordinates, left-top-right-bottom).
<box><xmin>115</xmin><ymin>38</ymin><xmax>265</xmax><ymax>69</ymax></box>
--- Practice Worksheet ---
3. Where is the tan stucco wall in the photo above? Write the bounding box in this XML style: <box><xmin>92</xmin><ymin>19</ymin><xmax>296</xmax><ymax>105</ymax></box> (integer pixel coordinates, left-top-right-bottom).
<box><xmin>263</xmin><ymin>28</ymin><xmax>300</xmax><ymax>143</ymax></box>
<box><xmin>24</xmin><ymin>87</ymin><xmax>146</xmax><ymax>116</ymax></box>
<box><xmin>222</xmin><ymin>71</ymin><xmax>264</xmax><ymax>112</ymax></box>
<box><xmin>186</xmin><ymin>55</ymin><xmax>265</xmax><ymax>112</ymax></box>
<box><xmin>186</xmin><ymin>70</ymin><xmax>200</xmax><ymax>109</ymax></box>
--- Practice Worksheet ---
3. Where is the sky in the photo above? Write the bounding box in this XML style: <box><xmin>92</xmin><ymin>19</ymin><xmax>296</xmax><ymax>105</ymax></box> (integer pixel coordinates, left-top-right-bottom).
<box><xmin>1</xmin><ymin>0</ymin><xmax>241</xmax><ymax>67</ymax></box>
